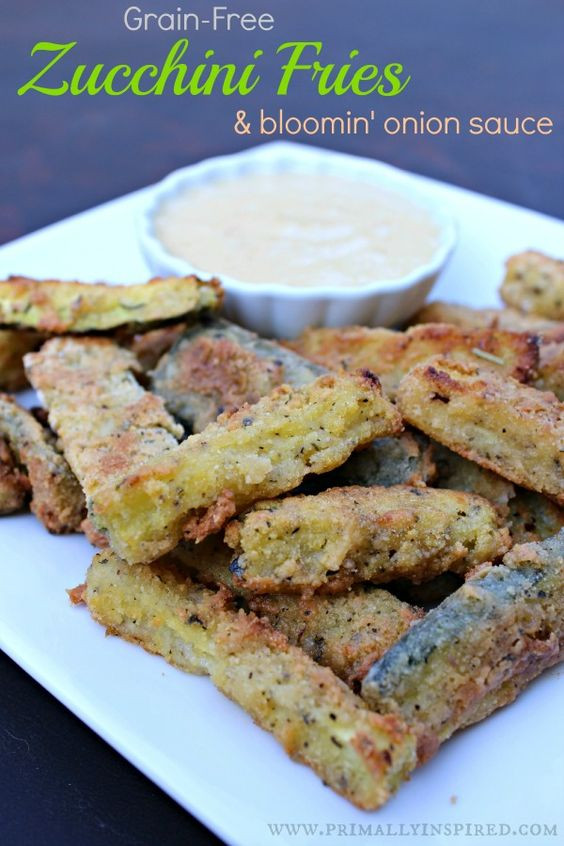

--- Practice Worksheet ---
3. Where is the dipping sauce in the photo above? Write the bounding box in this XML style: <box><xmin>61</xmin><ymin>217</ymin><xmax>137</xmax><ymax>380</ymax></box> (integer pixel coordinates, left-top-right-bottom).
<box><xmin>154</xmin><ymin>171</ymin><xmax>441</xmax><ymax>289</ymax></box>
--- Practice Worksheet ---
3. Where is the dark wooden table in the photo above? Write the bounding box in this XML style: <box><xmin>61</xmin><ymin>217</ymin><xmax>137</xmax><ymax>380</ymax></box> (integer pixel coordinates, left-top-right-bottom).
<box><xmin>0</xmin><ymin>2</ymin><xmax>562</xmax><ymax>845</ymax></box>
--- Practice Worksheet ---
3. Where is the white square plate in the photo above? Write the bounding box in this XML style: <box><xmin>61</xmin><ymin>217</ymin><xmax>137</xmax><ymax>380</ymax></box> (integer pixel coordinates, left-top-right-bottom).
<box><xmin>0</xmin><ymin>145</ymin><xmax>562</xmax><ymax>846</ymax></box>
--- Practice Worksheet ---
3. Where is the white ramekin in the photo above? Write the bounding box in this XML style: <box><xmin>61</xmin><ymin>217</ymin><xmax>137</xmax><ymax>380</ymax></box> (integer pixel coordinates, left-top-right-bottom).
<box><xmin>138</xmin><ymin>142</ymin><xmax>457</xmax><ymax>338</ymax></box>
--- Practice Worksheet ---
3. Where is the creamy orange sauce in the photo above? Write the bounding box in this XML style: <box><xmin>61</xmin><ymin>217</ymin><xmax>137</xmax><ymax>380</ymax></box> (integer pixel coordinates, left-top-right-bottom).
<box><xmin>154</xmin><ymin>171</ymin><xmax>441</xmax><ymax>288</ymax></box>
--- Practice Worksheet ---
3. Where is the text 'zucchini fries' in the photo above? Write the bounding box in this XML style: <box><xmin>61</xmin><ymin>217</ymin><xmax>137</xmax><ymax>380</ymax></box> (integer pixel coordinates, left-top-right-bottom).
<box><xmin>225</xmin><ymin>486</ymin><xmax>509</xmax><ymax>593</ymax></box>
<box><xmin>397</xmin><ymin>358</ymin><xmax>564</xmax><ymax>505</ymax></box>
<box><xmin>81</xmin><ymin>551</ymin><xmax>417</xmax><ymax>809</ymax></box>
<box><xmin>151</xmin><ymin>318</ymin><xmax>324</xmax><ymax>432</ymax></box>
<box><xmin>0</xmin><ymin>275</ymin><xmax>221</xmax><ymax>333</ymax></box>
<box><xmin>288</xmin><ymin>323</ymin><xmax>538</xmax><ymax>399</ymax></box>
<box><xmin>501</xmin><ymin>251</ymin><xmax>564</xmax><ymax>321</ymax></box>
<box><xmin>362</xmin><ymin>532</ymin><xmax>564</xmax><ymax>759</ymax></box>
<box><xmin>0</xmin><ymin>393</ymin><xmax>84</xmax><ymax>531</ymax></box>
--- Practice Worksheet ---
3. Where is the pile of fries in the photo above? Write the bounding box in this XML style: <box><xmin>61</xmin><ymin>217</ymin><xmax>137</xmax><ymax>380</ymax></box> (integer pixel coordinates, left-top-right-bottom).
<box><xmin>1</xmin><ymin>251</ymin><xmax>562</xmax><ymax>810</ymax></box>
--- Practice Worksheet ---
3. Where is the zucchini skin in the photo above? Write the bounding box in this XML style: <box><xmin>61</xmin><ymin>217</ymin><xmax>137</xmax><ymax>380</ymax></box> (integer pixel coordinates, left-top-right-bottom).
<box><xmin>361</xmin><ymin>531</ymin><xmax>564</xmax><ymax>759</ymax></box>
<box><xmin>151</xmin><ymin>319</ymin><xmax>437</xmax><ymax>492</ymax></box>
<box><xmin>0</xmin><ymin>275</ymin><xmax>221</xmax><ymax>333</ymax></box>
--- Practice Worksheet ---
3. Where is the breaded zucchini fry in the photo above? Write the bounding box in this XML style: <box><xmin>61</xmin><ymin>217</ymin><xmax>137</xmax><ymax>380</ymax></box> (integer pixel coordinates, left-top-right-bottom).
<box><xmin>0</xmin><ymin>435</ymin><xmax>29</xmax><ymax>513</ymax></box>
<box><xmin>508</xmin><ymin>488</ymin><xmax>564</xmax><ymax>543</ymax></box>
<box><xmin>248</xmin><ymin>588</ymin><xmax>422</xmax><ymax>688</ymax></box>
<box><xmin>0</xmin><ymin>275</ymin><xmax>221</xmax><ymax>333</ymax></box>
<box><xmin>361</xmin><ymin>532</ymin><xmax>564</xmax><ymax>758</ymax></box>
<box><xmin>25</xmin><ymin>338</ymin><xmax>183</xmax><ymax>506</ymax></box>
<box><xmin>87</xmin><ymin>372</ymin><xmax>401</xmax><ymax>563</ymax></box>
<box><xmin>535</xmin><ymin>340</ymin><xmax>564</xmax><ymax>401</ymax></box>
<box><xmin>397</xmin><ymin>358</ymin><xmax>564</xmax><ymax>505</ymax></box>
<box><xmin>151</xmin><ymin>318</ymin><xmax>324</xmax><ymax>432</ymax></box>
<box><xmin>501</xmin><ymin>251</ymin><xmax>564</xmax><ymax>320</ymax></box>
<box><xmin>150</xmin><ymin>318</ymin><xmax>423</xmax><ymax>494</ymax></box>
<box><xmin>459</xmin><ymin>644</ymin><xmax>561</xmax><ymax>731</ymax></box>
<box><xmin>148</xmin><ymin>318</ymin><xmax>434</xmax><ymax>495</ymax></box>
<box><xmin>0</xmin><ymin>329</ymin><xmax>44</xmax><ymax>391</ymax></box>
<box><xmin>288</xmin><ymin>323</ymin><xmax>538</xmax><ymax>399</ymax></box>
<box><xmin>0</xmin><ymin>393</ymin><xmax>84</xmax><ymax>531</ymax></box>
<box><xmin>224</xmin><ymin>486</ymin><xmax>509</xmax><ymax>593</ymax></box>
<box><xmin>432</xmin><ymin>441</ymin><xmax>515</xmax><ymax>514</ymax></box>
<box><xmin>174</xmin><ymin>540</ymin><xmax>422</xmax><ymax>686</ymax></box>
<box><xmin>82</xmin><ymin>550</ymin><xmax>417</xmax><ymax>809</ymax></box>
<box><xmin>412</xmin><ymin>301</ymin><xmax>564</xmax><ymax>341</ymax></box>
<box><xmin>27</xmin><ymin>340</ymin><xmax>399</xmax><ymax>563</ymax></box>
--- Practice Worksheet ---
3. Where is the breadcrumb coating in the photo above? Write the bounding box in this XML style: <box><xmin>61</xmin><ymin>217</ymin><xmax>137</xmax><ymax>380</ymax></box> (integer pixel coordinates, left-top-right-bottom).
<box><xmin>397</xmin><ymin>358</ymin><xmax>564</xmax><ymax>505</ymax></box>
<box><xmin>501</xmin><ymin>251</ymin><xmax>564</xmax><ymax>320</ymax></box>
<box><xmin>225</xmin><ymin>485</ymin><xmax>509</xmax><ymax>593</ymax></box>
<box><xmin>82</xmin><ymin>550</ymin><xmax>417</xmax><ymax>809</ymax></box>
<box><xmin>288</xmin><ymin>323</ymin><xmax>538</xmax><ymax>398</ymax></box>
<box><xmin>0</xmin><ymin>275</ymin><xmax>221</xmax><ymax>333</ymax></box>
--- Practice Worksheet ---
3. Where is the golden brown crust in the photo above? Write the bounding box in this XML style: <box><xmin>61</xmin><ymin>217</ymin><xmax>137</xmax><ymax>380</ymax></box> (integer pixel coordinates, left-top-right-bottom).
<box><xmin>81</xmin><ymin>517</ymin><xmax>110</xmax><ymax>547</ymax></box>
<box><xmin>248</xmin><ymin>588</ymin><xmax>422</xmax><ymax>688</ymax></box>
<box><xmin>67</xmin><ymin>583</ymin><xmax>86</xmax><ymax>605</ymax></box>
<box><xmin>154</xmin><ymin>333</ymin><xmax>286</xmax><ymax>431</ymax></box>
<box><xmin>150</xmin><ymin>319</ymin><xmax>324</xmax><ymax>433</ymax></box>
<box><xmin>84</xmin><ymin>371</ymin><xmax>402</xmax><ymax>564</ymax></box>
<box><xmin>397</xmin><ymin>358</ymin><xmax>564</xmax><ymax>505</ymax></box>
<box><xmin>501</xmin><ymin>251</ymin><xmax>564</xmax><ymax>320</ymax></box>
<box><xmin>25</xmin><ymin>338</ymin><xmax>183</xmax><ymax>517</ymax></box>
<box><xmin>83</xmin><ymin>550</ymin><xmax>417</xmax><ymax>809</ymax></box>
<box><xmin>432</xmin><ymin>441</ymin><xmax>515</xmax><ymax>515</ymax></box>
<box><xmin>0</xmin><ymin>393</ymin><xmax>84</xmax><ymax>532</ymax></box>
<box><xmin>225</xmin><ymin>485</ymin><xmax>510</xmax><ymax>593</ymax></box>
<box><xmin>412</xmin><ymin>301</ymin><xmax>564</xmax><ymax>341</ymax></box>
<box><xmin>288</xmin><ymin>323</ymin><xmax>538</xmax><ymax>399</ymax></box>
<box><xmin>459</xmin><ymin>642</ymin><xmax>562</xmax><ymax>731</ymax></box>
<box><xmin>172</xmin><ymin>538</ymin><xmax>422</xmax><ymax>686</ymax></box>
<box><xmin>183</xmin><ymin>489</ymin><xmax>237</xmax><ymax>542</ymax></box>
<box><xmin>0</xmin><ymin>275</ymin><xmax>221</xmax><ymax>333</ymax></box>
